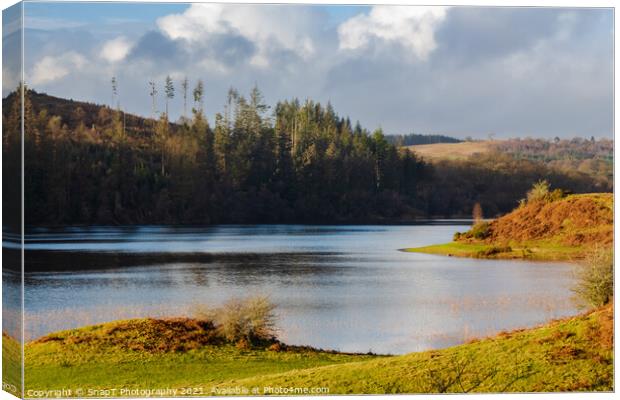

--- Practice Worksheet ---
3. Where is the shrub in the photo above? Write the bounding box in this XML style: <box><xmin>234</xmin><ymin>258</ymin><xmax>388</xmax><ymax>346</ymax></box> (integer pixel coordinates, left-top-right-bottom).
<box><xmin>548</xmin><ymin>188</ymin><xmax>566</xmax><ymax>202</ymax></box>
<box><xmin>195</xmin><ymin>296</ymin><xmax>278</xmax><ymax>345</ymax></box>
<box><xmin>526</xmin><ymin>179</ymin><xmax>551</xmax><ymax>203</ymax></box>
<box><xmin>573</xmin><ymin>247</ymin><xmax>613</xmax><ymax>308</ymax></box>
<box><xmin>524</xmin><ymin>180</ymin><xmax>566</xmax><ymax>204</ymax></box>
<box><xmin>454</xmin><ymin>222</ymin><xmax>491</xmax><ymax>242</ymax></box>
<box><xmin>470</xmin><ymin>222</ymin><xmax>491</xmax><ymax>240</ymax></box>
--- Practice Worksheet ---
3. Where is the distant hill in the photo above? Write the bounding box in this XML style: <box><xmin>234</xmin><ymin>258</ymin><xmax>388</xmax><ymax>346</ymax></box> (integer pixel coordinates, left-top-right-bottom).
<box><xmin>492</xmin><ymin>138</ymin><xmax>613</xmax><ymax>183</ymax></box>
<box><xmin>403</xmin><ymin>137</ymin><xmax>613</xmax><ymax>185</ymax></box>
<box><xmin>387</xmin><ymin>133</ymin><xmax>462</xmax><ymax>146</ymax></box>
<box><xmin>492</xmin><ymin>137</ymin><xmax>613</xmax><ymax>163</ymax></box>
<box><xmin>405</xmin><ymin>140</ymin><xmax>495</xmax><ymax>161</ymax></box>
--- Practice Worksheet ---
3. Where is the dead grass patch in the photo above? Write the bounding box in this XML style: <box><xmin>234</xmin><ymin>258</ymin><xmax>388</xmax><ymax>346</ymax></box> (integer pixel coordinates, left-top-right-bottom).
<box><xmin>484</xmin><ymin>194</ymin><xmax>612</xmax><ymax>246</ymax></box>
<box><xmin>33</xmin><ymin>318</ymin><xmax>222</xmax><ymax>353</ymax></box>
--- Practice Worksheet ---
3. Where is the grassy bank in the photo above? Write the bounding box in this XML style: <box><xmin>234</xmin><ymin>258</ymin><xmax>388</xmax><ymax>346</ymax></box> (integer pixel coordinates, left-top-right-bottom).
<box><xmin>221</xmin><ymin>305</ymin><xmax>613</xmax><ymax>393</ymax></box>
<box><xmin>19</xmin><ymin>305</ymin><xmax>613</xmax><ymax>394</ymax></box>
<box><xmin>404</xmin><ymin>193</ymin><xmax>612</xmax><ymax>261</ymax></box>
<box><xmin>404</xmin><ymin>241</ymin><xmax>585</xmax><ymax>261</ymax></box>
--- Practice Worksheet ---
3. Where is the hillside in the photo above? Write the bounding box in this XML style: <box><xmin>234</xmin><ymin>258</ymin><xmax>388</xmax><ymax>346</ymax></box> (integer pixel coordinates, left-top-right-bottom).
<box><xmin>14</xmin><ymin>304</ymin><xmax>613</xmax><ymax>394</ymax></box>
<box><xmin>2</xmin><ymin>89</ymin><xmax>165</xmax><ymax>137</ymax></box>
<box><xmin>483</xmin><ymin>193</ymin><xmax>612</xmax><ymax>247</ymax></box>
<box><xmin>3</xmin><ymin>88</ymin><xmax>432</xmax><ymax>226</ymax></box>
<box><xmin>405</xmin><ymin>141</ymin><xmax>495</xmax><ymax>160</ymax></box>
<box><xmin>406</xmin><ymin>193</ymin><xmax>613</xmax><ymax>260</ymax></box>
<box><xmin>404</xmin><ymin>138</ymin><xmax>613</xmax><ymax>191</ymax></box>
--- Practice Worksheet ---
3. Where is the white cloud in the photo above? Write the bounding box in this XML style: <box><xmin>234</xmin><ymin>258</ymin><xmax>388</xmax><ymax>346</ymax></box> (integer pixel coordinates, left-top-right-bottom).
<box><xmin>29</xmin><ymin>52</ymin><xmax>87</xmax><ymax>86</ymax></box>
<box><xmin>338</xmin><ymin>6</ymin><xmax>448</xmax><ymax>61</ymax></box>
<box><xmin>156</xmin><ymin>4</ymin><xmax>316</xmax><ymax>67</ymax></box>
<box><xmin>3</xmin><ymin>66</ymin><xmax>20</xmax><ymax>95</ymax></box>
<box><xmin>198</xmin><ymin>58</ymin><xmax>230</xmax><ymax>75</ymax></box>
<box><xmin>22</xmin><ymin>6</ymin><xmax>612</xmax><ymax>138</ymax></box>
<box><xmin>101</xmin><ymin>36</ymin><xmax>132</xmax><ymax>63</ymax></box>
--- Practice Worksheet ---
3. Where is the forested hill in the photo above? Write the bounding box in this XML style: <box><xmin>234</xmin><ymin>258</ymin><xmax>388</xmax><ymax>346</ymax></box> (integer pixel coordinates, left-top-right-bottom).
<box><xmin>3</xmin><ymin>86</ymin><xmax>429</xmax><ymax>227</ymax></box>
<box><xmin>2</xmin><ymin>86</ymin><xmax>611</xmax><ymax>227</ymax></box>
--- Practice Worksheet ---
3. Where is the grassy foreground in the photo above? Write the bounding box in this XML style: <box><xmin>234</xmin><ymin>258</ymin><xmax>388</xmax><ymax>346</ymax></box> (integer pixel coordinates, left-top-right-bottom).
<box><xmin>2</xmin><ymin>332</ymin><xmax>21</xmax><ymax>396</ymax></box>
<box><xmin>22</xmin><ymin>318</ymin><xmax>377</xmax><ymax>396</ymax></box>
<box><xmin>13</xmin><ymin>305</ymin><xmax>613</xmax><ymax>395</ymax></box>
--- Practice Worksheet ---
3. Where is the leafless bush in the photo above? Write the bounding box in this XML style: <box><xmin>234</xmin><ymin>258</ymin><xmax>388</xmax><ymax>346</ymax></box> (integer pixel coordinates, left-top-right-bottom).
<box><xmin>194</xmin><ymin>295</ymin><xmax>278</xmax><ymax>344</ymax></box>
<box><xmin>573</xmin><ymin>247</ymin><xmax>613</xmax><ymax>308</ymax></box>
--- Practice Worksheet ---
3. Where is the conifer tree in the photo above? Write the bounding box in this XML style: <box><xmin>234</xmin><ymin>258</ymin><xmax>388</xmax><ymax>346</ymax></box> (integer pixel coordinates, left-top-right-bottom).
<box><xmin>193</xmin><ymin>79</ymin><xmax>204</xmax><ymax>115</ymax></box>
<box><xmin>164</xmin><ymin>75</ymin><xmax>174</xmax><ymax>119</ymax></box>
<box><xmin>181</xmin><ymin>77</ymin><xmax>189</xmax><ymax>120</ymax></box>
<box><xmin>111</xmin><ymin>76</ymin><xmax>118</xmax><ymax>109</ymax></box>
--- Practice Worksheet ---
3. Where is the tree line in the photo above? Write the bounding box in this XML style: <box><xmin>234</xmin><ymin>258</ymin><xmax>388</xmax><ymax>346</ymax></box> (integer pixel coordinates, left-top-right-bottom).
<box><xmin>387</xmin><ymin>133</ymin><xmax>462</xmax><ymax>146</ymax></box>
<box><xmin>2</xmin><ymin>80</ymin><xmax>611</xmax><ymax>228</ymax></box>
<box><xmin>491</xmin><ymin>137</ymin><xmax>613</xmax><ymax>184</ymax></box>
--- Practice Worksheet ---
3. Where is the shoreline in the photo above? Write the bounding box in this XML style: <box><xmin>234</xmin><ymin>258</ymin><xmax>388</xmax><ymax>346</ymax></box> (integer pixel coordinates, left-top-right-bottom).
<box><xmin>6</xmin><ymin>304</ymin><xmax>612</xmax><ymax>394</ymax></box>
<box><xmin>401</xmin><ymin>241</ymin><xmax>586</xmax><ymax>262</ymax></box>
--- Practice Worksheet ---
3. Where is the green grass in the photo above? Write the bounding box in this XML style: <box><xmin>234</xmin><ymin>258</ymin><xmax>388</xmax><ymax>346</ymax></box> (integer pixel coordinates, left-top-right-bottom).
<box><xmin>218</xmin><ymin>305</ymin><xmax>613</xmax><ymax>393</ymax></box>
<box><xmin>2</xmin><ymin>333</ymin><xmax>22</xmax><ymax>396</ymax></box>
<box><xmin>403</xmin><ymin>241</ymin><xmax>585</xmax><ymax>261</ymax></box>
<box><xmin>24</xmin><ymin>319</ymin><xmax>378</xmax><ymax>394</ymax></box>
<box><xmin>21</xmin><ymin>307</ymin><xmax>613</xmax><ymax>395</ymax></box>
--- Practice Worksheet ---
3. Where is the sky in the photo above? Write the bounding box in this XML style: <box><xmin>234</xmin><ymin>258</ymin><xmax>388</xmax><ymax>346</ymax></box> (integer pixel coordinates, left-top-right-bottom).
<box><xmin>2</xmin><ymin>2</ymin><xmax>614</xmax><ymax>139</ymax></box>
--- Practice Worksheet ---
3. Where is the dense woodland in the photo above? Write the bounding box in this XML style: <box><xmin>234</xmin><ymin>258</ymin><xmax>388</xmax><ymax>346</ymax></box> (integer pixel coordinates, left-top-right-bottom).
<box><xmin>492</xmin><ymin>138</ymin><xmax>613</xmax><ymax>184</ymax></box>
<box><xmin>386</xmin><ymin>133</ymin><xmax>461</xmax><ymax>146</ymax></box>
<box><xmin>2</xmin><ymin>82</ymin><xmax>612</xmax><ymax>228</ymax></box>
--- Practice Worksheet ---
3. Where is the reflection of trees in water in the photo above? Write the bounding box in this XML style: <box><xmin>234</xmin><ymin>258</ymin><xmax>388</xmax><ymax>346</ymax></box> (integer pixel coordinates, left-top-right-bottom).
<box><xmin>24</xmin><ymin>250</ymin><xmax>352</xmax><ymax>288</ymax></box>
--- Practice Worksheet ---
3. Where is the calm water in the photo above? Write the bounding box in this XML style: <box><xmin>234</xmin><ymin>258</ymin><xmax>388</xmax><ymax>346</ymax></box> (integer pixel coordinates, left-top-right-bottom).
<box><xmin>18</xmin><ymin>224</ymin><xmax>577</xmax><ymax>354</ymax></box>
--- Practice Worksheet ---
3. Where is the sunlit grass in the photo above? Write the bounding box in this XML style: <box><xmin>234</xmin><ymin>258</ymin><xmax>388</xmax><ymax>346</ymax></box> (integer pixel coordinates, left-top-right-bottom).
<box><xmin>213</xmin><ymin>305</ymin><xmax>613</xmax><ymax>393</ymax></box>
<box><xmin>404</xmin><ymin>141</ymin><xmax>495</xmax><ymax>161</ymax></box>
<box><xmin>2</xmin><ymin>332</ymin><xmax>22</xmax><ymax>396</ymax></box>
<box><xmin>404</xmin><ymin>241</ymin><xmax>585</xmax><ymax>261</ymax></box>
<box><xmin>24</xmin><ymin>318</ymin><xmax>378</xmax><ymax>393</ymax></box>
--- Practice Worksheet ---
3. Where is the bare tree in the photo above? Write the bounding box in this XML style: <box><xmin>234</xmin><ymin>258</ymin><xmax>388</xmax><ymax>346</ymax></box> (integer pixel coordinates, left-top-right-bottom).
<box><xmin>472</xmin><ymin>203</ymin><xmax>483</xmax><ymax>225</ymax></box>
<box><xmin>148</xmin><ymin>80</ymin><xmax>158</xmax><ymax>118</ymax></box>
<box><xmin>164</xmin><ymin>75</ymin><xmax>174</xmax><ymax>118</ymax></box>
